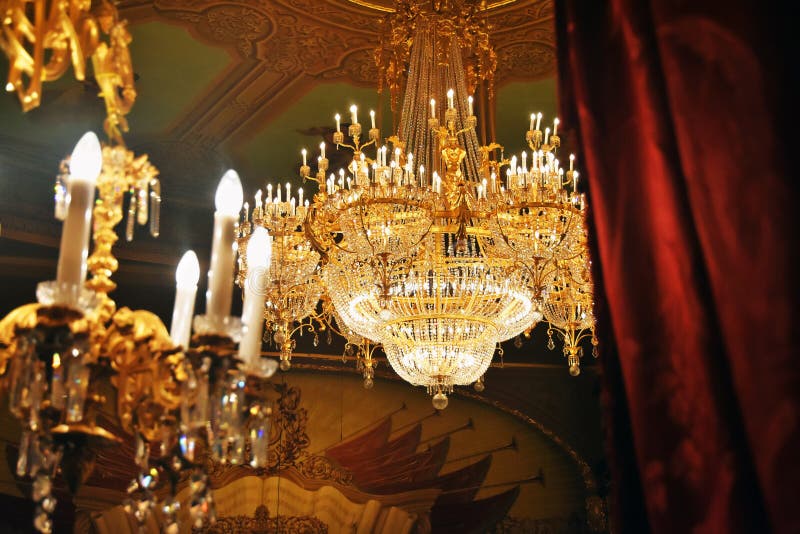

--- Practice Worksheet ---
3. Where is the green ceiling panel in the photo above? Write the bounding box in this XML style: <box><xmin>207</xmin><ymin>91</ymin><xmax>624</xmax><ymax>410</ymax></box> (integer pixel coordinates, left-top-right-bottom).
<box><xmin>126</xmin><ymin>22</ymin><xmax>232</xmax><ymax>136</ymax></box>
<box><xmin>494</xmin><ymin>78</ymin><xmax>559</xmax><ymax>157</ymax></box>
<box><xmin>239</xmin><ymin>83</ymin><xmax>395</xmax><ymax>184</ymax></box>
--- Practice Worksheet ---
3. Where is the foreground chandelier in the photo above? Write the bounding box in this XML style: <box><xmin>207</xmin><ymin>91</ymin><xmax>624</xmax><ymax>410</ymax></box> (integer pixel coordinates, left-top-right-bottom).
<box><xmin>0</xmin><ymin>132</ymin><xmax>277</xmax><ymax>531</ymax></box>
<box><xmin>0</xmin><ymin>0</ymin><xmax>136</xmax><ymax>140</ymax></box>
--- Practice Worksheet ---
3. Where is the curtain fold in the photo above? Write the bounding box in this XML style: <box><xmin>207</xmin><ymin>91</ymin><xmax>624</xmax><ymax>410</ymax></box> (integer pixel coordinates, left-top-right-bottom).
<box><xmin>555</xmin><ymin>1</ymin><xmax>799</xmax><ymax>532</ymax></box>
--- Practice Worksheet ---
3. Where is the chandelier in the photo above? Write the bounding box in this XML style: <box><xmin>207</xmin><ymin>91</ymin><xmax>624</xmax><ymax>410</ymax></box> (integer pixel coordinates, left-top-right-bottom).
<box><xmin>286</xmin><ymin>19</ymin><xmax>551</xmax><ymax>409</ymax></box>
<box><xmin>237</xmin><ymin>182</ymin><xmax>327</xmax><ymax>371</ymax></box>
<box><xmin>226</xmin><ymin>7</ymin><xmax>592</xmax><ymax>408</ymax></box>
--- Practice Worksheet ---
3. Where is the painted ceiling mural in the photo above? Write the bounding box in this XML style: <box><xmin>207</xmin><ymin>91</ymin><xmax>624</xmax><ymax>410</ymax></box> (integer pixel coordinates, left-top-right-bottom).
<box><xmin>73</xmin><ymin>372</ymin><xmax>603</xmax><ymax>533</ymax></box>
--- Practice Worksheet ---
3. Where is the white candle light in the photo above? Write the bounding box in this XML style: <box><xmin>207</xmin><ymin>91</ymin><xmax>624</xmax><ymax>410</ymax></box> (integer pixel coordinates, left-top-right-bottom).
<box><xmin>544</xmin><ymin>127</ymin><xmax>551</xmax><ymax>145</ymax></box>
<box><xmin>370</xmin><ymin>109</ymin><xmax>376</xmax><ymax>129</ymax></box>
<box><xmin>467</xmin><ymin>95</ymin><xmax>474</xmax><ymax>116</ymax></box>
<box><xmin>298</xmin><ymin>187</ymin><xmax>303</xmax><ymax>207</ymax></box>
<box><xmin>447</xmin><ymin>89</ymin><xmax>454</xmax><ymax>109</ymax></box>
<box><xmin>301</xmin><ymin>148</ymin><xmax>307</xmax><ymax>166</ymax></box>
<box><xmin>56</xmin><ymin>131</ymin><xmax>102</xmax><ymax>288</ymax></box>
<box><xmin>170</xmin><ymin>250</ymin><xmax>200</xmax><ymax>348</ymax></box>
<box><xmin>335</xmin><ymin>114</ymin><xmax>341</xmax><ymax>133</ymax></box>
<box><xmin>553</xmin><ymin>118</ymin><xmax>559</xmax><ymax>136</ymax></box>
<box><xmin>320</xmin><ymin>141</ymin><xmax>326</xmax><ymax>159</ymax></box>
<box><xmin>535</xmin><ymin>112</ymin><xmax>542</xmax><ymax>131</ymax></box>
<box><xmin>430</xmin><ymin>98</ymin><xmax>436</xmax><ymax>117</ymax></box>
<box><xmin>570</xmin><ymin>154</ymin><xmax>575</xmax><ymax>171</ymax></box>
<box><xmin>206</xmin><ymin>170</ymin><xmax>243</xmax><ymax>320</ymax></box>
<box><xmin>350</xmin><ymin>104</ymin><xmax>358</xmax><ymax>125</ymax></box>
<box><xmin>239</xmin><ymin>227</ymin><xmax>271</xmax><ymax>366</ymax></box>
<box><xmin>530</xmin><ymin>113</ymin><xmax>535</xmax><ymax>131</ymax></box>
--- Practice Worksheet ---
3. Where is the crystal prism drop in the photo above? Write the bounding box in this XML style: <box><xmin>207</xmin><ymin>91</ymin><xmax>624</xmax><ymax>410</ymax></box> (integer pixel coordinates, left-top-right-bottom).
<box><xmin>33</xmin><ymin>510</ymin><xmax>52</xmax><ymax>534</ymax></box>
<box><xmin>32</xmin><ymin>473</ymin><xmax>52</xmax><ymax>501</ymax></box>
<box><xmin>16</xmin><ymin>431</ymin><xmax>30</xmax><ymax>477</ymax></box>
<box><xmin>547</xmin><ymin>337</ymin><xmax>555</xmax><ymax>350</ymax></box>
<box><xmin>149</xmin><ymin>179</ymin><xmax>161</xmax><ymax>237</ymax></box>
<box><xmin>54</xmin><ymin>172</ymin><xmax>68</xmax><ymax>221</ymax></box>
<box><xmin>136</xmin><ymin>182</ymin><xmax>148</xmax><ymax>225</ymax></box>
<box><xmin>126</xmin><ymin>189</ymin><xmax>136</xmax><ymax>242</ymax></box>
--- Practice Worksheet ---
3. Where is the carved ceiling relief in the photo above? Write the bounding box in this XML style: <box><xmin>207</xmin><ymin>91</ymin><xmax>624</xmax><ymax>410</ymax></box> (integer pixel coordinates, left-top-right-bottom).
<box><xmin>138</xmin><ymin>0</ymin><xmax>556</xmax><ymax>153</ymax></box>
<box><xmin>157</xmin><ymin>4</ymin><xmax>274</xmax><ymax>58</ymax></box>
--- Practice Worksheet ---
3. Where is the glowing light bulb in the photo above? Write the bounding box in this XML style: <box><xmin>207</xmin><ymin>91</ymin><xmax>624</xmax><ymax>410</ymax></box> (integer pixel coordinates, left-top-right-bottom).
<box><xmin>215</xmin><ymin>170</ymin><xmax>244</xmax><ymax>216</ymax></box>
<box><xmin>69</xmin><ymin>131</ymin><xmax>103</xmax><ymax>184</ymax></box>
<box><xmin>247</xmin><ymin>227</ymin><xmax>271</xmax><ymax>269</ymax></box>
<box><xmin>175</xmin><ymin>250</ymin><xmax>200</xmax><ymax>288</ymax></box>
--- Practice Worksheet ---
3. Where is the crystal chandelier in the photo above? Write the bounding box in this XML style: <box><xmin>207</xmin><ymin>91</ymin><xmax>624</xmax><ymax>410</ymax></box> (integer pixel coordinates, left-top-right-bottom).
<box><xmin>0</xmin><ymin>146</ymin><xmax>277</xmax><ymax>532</ymax></box>
<box><xmin>294</xmin><ymin>20</ymin><xmax>546</xmax><ymax>409</ymax></box>
<box><xmin>237</xmin><ymin>182</ymin><xmax>326</xmax><ymax>371</ymax></box>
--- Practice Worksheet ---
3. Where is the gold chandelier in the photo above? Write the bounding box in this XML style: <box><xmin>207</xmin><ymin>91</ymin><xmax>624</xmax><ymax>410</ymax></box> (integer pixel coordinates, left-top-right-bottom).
<box><xmin>237</xmin><ymin>182</ymin><xmax>326</xmax><ymax>371</ymax></box>
<box><xmin>287</xmin><ymin>14</ymin><xmax>594</xmax><ymax>408</ymax></box>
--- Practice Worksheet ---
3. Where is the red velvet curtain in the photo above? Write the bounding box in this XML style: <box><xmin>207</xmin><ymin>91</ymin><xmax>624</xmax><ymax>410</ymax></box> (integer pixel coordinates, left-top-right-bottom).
<box><xmin>555</xmin><ymin>1</ymin><xmax>799</xmax><ymax>532</ymax></box>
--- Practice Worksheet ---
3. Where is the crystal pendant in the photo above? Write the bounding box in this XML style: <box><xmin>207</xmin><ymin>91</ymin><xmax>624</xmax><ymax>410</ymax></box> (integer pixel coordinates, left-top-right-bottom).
<box><xmin>136</xmin><ymin>181</ymin><xmax>148</xmax><ymax>226</ymax></box>
<box><xmin>16</xmin><ymin>430</ymin><xmax>30</xmax><ymax>477</ymax></box>
<box><xmin>65</xmin><ymin>349</ymin><xmax>90</xmax><ymax>423</ymax></box>
<box><xmin>32</xmin><ymin>473</ymin><xmax>52</xmax><ymax>501</ymax></box>
<box><xmin>33</xmin><ymin>510</ymin><xmax>52</xmax><ymax>534</ymax></box>
<box><xmin>54</xmin><ymin>172</ymin><xmax>68</xmax><ymax>221</ymax></box>
<box><xmin>126</xmin><ymin>189</ymin><xmax>136</xmax><ymax>242</ymax></box>
<box><xmin>149</xmin><ymin>179</ymin><xmax>161</xmax><ymax>237</ymax></box>
<box><xmin>249</xmin><ymin>413</ymin><xmax>271</xmax><ymax>468</ymax></box>
<box><xmin>547</xmin><ymin>336</ymin><xmax>555</xmax><ymax>351</ymax></box>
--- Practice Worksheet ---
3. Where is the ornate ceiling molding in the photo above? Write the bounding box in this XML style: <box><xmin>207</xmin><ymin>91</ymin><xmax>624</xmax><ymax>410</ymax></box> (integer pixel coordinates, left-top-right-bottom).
<box><xmin>116</xmin><ymin>0</ymin><xmax>555</xmax><ymax>150</ymax></box>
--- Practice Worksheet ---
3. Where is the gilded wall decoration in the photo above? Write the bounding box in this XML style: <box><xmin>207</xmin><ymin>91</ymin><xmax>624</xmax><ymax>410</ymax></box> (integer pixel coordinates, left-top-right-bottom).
<box><xmin>195</xmin><ymin>504</ymin><xmax>328</xmax><ymax>534</ymax></box>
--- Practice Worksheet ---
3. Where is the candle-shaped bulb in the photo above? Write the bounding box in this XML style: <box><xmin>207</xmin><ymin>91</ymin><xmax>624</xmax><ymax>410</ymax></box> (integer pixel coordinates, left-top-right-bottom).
<box><xmin>535</xmin><ymin>112</ymin><xmax>542</xmax><ymax>131</ymax></box>
<box><xmin>430</xmin><ymin>98</ymin><xmax>436</xmax><ymax>117</ymax></box>
<box><xmin>467</xmin><ymin>95</ymin><xmax>474</xmax><ymax>116</ymax></box>
<box><xmin>170</xmin><ymin>250</ymin><xmax>200</xmax><ymax>348</ymax></box>
<box><xmin>247</xmin><ymin>227</ymin><xmax>271</xmax><ymax>269</ymax></box>
<box><xmin>301</xmin><ymin>148</ymin><xmax>307</xmax><ymax>166</ymax></box>
<box><xmin>239</xmin><ymin>227</ymin><xmax>271</xmax><ymax>364</ymax></box>
<box><xmin>447</xmin><ymin>89</ymin><xmax>454</xmax><ymax>109</ymax></box>
<box><xmin>544</xmin><ymin>127</ymin><xmax>551</xmax><ymax>145</ymax></box>
<box><xmin>176</xmin><ymin>250</ymin><xmax>200</xmax><ymax>288</ymax></box>
<box><xmin>298</xmin><ymin>188</ymin><xmax>303</xmax><ymax>206</ymax></box>
<box><xmin>569</xmin><ymin>153</ymin><xmax>575</xmax><ymax>171</ymax></box>
<box><xmin>370</xmin><ymin>109</ymin><xmax>376</xmax><ymax>129</ymax></box>
<box><xmin>285</xmin><ymin>182</ymin><xmax>291</xmax><ymax>200</ymax></box>
<box><xmin>553</xmin><ymin>117</ymin><xmax>560</xmax><ymax>136</ymax></box>
<box><xmin>69</xmin><ymin>131</ymin><xmax>103</xmax><ymax>183</ymax></box>
<box><xmin>215</xmin><ymin>170</ymin><xmax>244</xmax><ymax>215</ymax></box>
<box><xmin>320</xmin><ymin>141</ymin><xmax>326</xmax><ymax>159</ymax></box>
<box><xmin>530</xmin><ymin>113</ymin><xmax>536</xmax><ymax>131</ymax></box>
<box><xmin>255</xmin><ymin>189</ymin><xmax>263</xmax><ymax>208</ymax></box>
<box><xmin>350</xmin><ymin>104</ymin><xmax>358</xmax><ymax>125</ymax></box>
<box><xmin>335</xmin><ymin>114</ymin><xmax>341</xmax><ymax>133</ymax></box>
